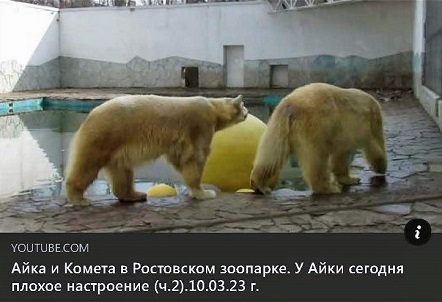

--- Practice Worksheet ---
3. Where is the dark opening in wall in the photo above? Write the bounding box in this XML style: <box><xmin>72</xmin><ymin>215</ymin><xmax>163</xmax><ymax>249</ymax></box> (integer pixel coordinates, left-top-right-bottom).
<box><xmin>181</xmin><ymin>67</ymin><xmax>199</xmax><ymax>88</ymax></box>
<box><xmin>270</xmin><ymin>65</ymin><xmax>289</xmax><ymax>88</ymax></box>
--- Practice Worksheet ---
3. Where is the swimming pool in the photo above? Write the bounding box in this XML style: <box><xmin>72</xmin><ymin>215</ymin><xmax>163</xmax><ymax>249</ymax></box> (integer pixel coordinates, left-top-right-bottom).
<box><xmin>0</xmin><ymin>99</ymin><xmax>304</xmax><ymax>202</ymax></box>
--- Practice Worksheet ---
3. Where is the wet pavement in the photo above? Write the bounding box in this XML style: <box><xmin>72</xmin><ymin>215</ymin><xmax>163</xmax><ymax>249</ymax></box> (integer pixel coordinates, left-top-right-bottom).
<box><xmin>0</xmin><ymin>89</ymin><xmax>441</xmax><ymax>233</ymax></box>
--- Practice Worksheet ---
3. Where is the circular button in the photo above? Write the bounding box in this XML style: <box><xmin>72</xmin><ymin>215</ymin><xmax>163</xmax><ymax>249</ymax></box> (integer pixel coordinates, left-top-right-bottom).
<box><xmin>404</xmin><ymin>218</ymin><xmax>431</xmax><ymax>246</ymax></box>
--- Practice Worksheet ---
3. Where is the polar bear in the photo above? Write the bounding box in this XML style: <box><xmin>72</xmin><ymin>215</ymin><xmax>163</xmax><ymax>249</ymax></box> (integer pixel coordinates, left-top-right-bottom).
<box><xmin>65</xmin><ymin>94</ymin><xmax>248</xmax><ymax>205</ymax></box>
<box><xmin>250</xmin><ymin>83</ymin><xmax>387</xmax><ymax>195</ymax></box>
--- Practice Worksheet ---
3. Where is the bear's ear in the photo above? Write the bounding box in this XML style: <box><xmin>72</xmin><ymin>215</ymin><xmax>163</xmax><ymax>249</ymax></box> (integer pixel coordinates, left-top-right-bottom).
<box><xmin>232</xmin><ymin>95</ymin><xmax>243</xmax><ymax>105</ymax></box>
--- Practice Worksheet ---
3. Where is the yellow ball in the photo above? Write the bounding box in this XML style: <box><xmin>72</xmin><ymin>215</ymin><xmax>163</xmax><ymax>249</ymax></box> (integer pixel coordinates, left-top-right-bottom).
<box><xmin>236</xmin><ymin>188</ymin><xmax>255</xmax><ymax>193</ymax></box>
<box><xmin>202</xmin><ymin>114</ymin><xmax>267</xmax><ymax>192</ymax></box>
<box><xmin>146</xmin><ymin>184</ymin><xmax>177</xmax><ymax>197</ymax></box>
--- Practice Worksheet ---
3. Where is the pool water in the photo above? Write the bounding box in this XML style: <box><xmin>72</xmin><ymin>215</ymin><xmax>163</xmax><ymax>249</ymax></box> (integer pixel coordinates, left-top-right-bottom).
<box><xmin>0</xmin><ymin>110</ymin><xmax>190</xmax><ymax>201</ymax></box>
<box><xmin>0</xmin><ymin>108</ymin><xmax>305</xmax><ymax>202</ymax></box>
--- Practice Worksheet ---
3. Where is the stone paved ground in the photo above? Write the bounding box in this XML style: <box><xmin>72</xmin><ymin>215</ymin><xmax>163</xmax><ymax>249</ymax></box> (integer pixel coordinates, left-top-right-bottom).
<box><xmin>0</xmin><ymin>89</ymin><xmax>441</xmax><ymax>233</ymax></box>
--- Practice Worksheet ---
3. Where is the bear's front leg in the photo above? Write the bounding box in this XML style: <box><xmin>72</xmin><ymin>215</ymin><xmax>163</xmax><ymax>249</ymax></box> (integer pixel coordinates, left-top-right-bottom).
<box><xmin>180</xmin><ymin>159</ymin><xmax>217</xmax><ymax>200</ymax></box>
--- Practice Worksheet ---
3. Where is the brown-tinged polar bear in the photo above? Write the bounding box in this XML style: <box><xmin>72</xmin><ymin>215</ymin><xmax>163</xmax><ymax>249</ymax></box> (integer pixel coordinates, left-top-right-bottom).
<box><xmin>251</xmin><ymin>83</ymin><xmax>387</xmax><ymax>195</ymax></box>
<box><xmin>65</xmin><ymin>94</ymin><xmax>248</xmax><ymax>205</ymax></box>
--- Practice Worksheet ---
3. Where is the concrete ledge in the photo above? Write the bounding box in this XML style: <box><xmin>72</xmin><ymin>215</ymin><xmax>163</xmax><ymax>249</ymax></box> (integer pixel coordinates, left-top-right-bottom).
<box><xmin>415</xmin><ymin>84</ymin><xmax>442</xmax><ymax>130</ymax></box>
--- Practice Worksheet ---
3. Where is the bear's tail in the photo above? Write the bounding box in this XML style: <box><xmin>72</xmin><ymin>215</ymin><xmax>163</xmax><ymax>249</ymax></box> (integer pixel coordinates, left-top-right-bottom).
<box><xmin>370</xmin><ymin>97</ymin><xmax>386</xmax><ymax>150</ymax></box>
<box><xmin>64</xmin><ymin>132</ymin><xmax>79</xmax><ymax>182</ymax></box>
<box><xmin>253</xmin><ymin>104</ymin><xmax>293</xmax><ymax>186</ymax></box>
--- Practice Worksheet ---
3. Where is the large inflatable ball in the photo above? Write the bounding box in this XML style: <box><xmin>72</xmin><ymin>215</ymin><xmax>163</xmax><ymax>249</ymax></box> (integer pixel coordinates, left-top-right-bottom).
<box><xmin>202</xmin><ymin>114</ymin><xmax>267</xmax><ymax>192</ymax></box>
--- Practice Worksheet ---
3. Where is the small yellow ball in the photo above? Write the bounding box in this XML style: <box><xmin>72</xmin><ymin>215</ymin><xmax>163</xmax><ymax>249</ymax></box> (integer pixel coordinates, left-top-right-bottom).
<box><xmin>146</xmin><ymin>184</ymin><xmax>177</xmax><ymax>197</ymax></box>
<box><xmin>236</xmin><ymin>188</ymin><xmax>255</xmax><ymax>193</ymax></box>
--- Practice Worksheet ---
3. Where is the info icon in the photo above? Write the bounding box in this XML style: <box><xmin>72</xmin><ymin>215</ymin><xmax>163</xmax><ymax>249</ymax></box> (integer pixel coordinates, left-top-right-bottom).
<box><xmin>404</xmin><ymin>218</ymin><xmax>431</xmax><ymax>246</ymax></box>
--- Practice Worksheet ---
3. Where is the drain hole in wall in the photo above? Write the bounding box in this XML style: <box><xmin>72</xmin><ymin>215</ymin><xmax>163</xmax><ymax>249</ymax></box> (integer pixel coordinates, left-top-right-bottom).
<box><xmin>181</xmin><ymin>67</ymin><xmax>199</xmax><ymax>88</ymax></box>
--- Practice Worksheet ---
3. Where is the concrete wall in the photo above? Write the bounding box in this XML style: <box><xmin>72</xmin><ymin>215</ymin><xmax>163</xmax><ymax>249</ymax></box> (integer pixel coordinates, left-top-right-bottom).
<box><xmin>59</xmin><ymin>0</ymin><xmax>414</xmax><ymax>89</ymax></box>
<box><xmin>0</xmin><ymin>0</ymin><xmax>60</xmax><ymax>93</ymax></box>
<box><xmin>0</xmin><ymin>0</ymin><xmax>414</xmax><ymax>92</ymax></box>
<box><xmin>412</xmin><ymin>0</ymin><xmax>442</xmax><ymax>130</ymax></box>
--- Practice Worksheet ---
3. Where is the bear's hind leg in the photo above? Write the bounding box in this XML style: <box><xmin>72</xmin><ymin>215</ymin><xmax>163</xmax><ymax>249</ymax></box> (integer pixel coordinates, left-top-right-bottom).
<box><xmin>66</xmin><ymin>165</ymin><xmax>100</xmax><ymax>206</ymax></box>
<box><xmin>104</xmin><ymin>164</ymin><xmax>147</xmax><ymax>202</ymax></box>
<box><xmin>299</xmin><ymin>149</ymin><xmax>341</xmax><ymax>194</ymax></box>
<box><xmin>363</xmin><ymin>139</ymin><xmax>387</xmax><ymax>174</ymax></box>
<box><xmin>330</xmin><ymin>151</ymin><xmax>360</xmax><ymax>185</ymax></box>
